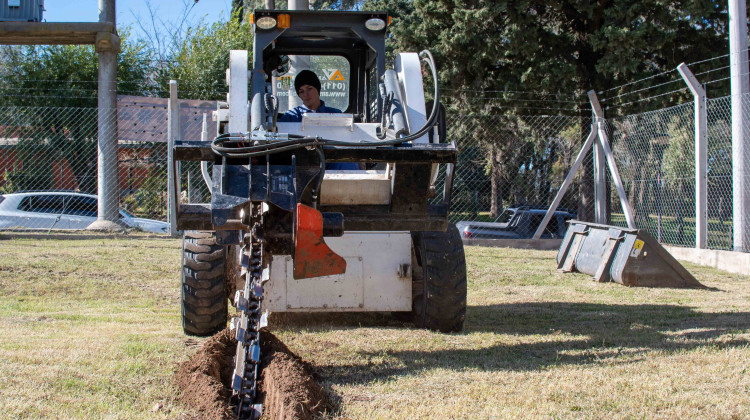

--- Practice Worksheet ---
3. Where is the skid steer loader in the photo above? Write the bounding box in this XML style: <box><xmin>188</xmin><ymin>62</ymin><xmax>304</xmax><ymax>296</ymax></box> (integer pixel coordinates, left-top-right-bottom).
<box><xmin>172</xmin><ymin>9</ymin><xmax>466</xmax><ymax>419</ymax></box>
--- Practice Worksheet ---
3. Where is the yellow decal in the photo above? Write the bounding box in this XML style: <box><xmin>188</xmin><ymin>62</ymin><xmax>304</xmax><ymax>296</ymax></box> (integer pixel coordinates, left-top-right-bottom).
<box><xmin>329</xmin><ymin>69</ymin><xmax>345</xmax><ymax>81</ymax></box>
<box><xmin>630</xmin><ymin>239</ymin><xmax>645</xmax><ymax>258</ymax></box>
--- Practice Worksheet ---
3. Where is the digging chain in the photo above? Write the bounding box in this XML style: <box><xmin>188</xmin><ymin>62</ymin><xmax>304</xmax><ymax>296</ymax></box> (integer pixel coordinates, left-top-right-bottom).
<box><xmin>231</xmin><ymin>209</ymin><xmax>267</xmax><ymax>420</ymax></box>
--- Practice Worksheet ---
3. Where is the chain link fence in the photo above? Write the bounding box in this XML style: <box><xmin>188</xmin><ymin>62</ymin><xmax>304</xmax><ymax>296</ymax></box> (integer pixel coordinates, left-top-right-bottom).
<box><xmin>441</xmin><ymin>113</ymin><xmax>589</xmax><ymax>224</ymax></box>
<box><xmin>607</xmin><ymin>102</ymin><xmax>697</xmax><ymax>246</ymax></box>
<box><xmin>605</xmin><ymin>94</ymin><xmax>750</xmax><ymax>251</ymax></box>
<box><xmin>1</xmin><ymin>94</ymin><xmax>749</xmax><ymax>252</ymax></box>
<box><xmin>0</xmin><ymin>100</ymin><xmax>207</xmax><ymax>233</ymax></box>
<box><xmin>706</xmin><ymin>96</ymin><xmax>734</xmax><ymax>249</ymax></box>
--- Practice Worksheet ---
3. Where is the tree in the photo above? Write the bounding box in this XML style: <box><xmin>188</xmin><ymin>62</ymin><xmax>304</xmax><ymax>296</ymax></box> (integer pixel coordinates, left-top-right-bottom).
<box><xmin>0</xmin><ymin>32</ymin><xmax>152</xmax><ymax>108</ymax></box>
<box><xmin>155</xmin><ymin>17</ymin><xmax>254</xmax><ymax>100</ymax></box>
<box><xmin>376</xmin><ymin>0</ymin><xmax>726</xmax><ymax>109</ymax></box>
<box><xmin>232</xmin><ymin>0</ymin><xmax>249</xmax><ymax>22</ymax></box>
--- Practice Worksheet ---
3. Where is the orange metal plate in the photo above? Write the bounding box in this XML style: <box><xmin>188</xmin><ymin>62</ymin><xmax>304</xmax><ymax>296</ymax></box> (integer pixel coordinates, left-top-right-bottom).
<box><xmin>293</xmin><ymin>204</ymin><xmax>347</xmax><ymax>279</ymax></box>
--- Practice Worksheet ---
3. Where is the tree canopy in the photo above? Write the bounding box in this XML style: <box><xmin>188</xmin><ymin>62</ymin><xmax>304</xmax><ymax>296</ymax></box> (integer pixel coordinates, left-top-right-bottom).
<box><xmin>365</xmin><ymin>0</ymin><xmax>728</xmax><ymax>115</ymax></box>
<box><xmin>154</xmin><ymin>17</ymin><xmax>253</xmax><ymax>100</ymax></box>
<box><xmin>0</xmin><ymin>32</ymin><xmax>152</xmax><ymax>108</ymax></box>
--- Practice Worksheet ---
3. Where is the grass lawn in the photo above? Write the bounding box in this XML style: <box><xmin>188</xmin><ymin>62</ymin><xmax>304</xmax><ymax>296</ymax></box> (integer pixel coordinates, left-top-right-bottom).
<box><xmin>0</xmin><ymin>232</ymin><xmax>749</xmax><ymax>419</ymax></box>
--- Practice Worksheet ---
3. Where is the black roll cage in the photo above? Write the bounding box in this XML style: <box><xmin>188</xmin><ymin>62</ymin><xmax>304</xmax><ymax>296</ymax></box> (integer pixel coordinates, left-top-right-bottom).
<box><xmin>252</xmin><ymin>10</ymin><xmax>388</xmax><ymax>120</ymax></box>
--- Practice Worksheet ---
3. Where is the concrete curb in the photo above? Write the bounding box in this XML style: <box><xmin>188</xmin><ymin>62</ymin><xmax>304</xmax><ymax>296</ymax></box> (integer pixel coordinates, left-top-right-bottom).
<box><xmin>462</xmin><ymin>238</ymin><xmax>563</xmax><ymax>250</ymax></box>
<box><xmin>663</xmin><ymin>245</ymin><xmax>750</xmax><ymax>276</ymax></box>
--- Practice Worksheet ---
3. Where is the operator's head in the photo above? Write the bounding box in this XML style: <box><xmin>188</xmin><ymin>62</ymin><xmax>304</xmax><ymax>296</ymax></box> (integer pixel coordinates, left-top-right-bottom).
<box><xmin>294</xmin><ymin>70</ymin><xmax>322</xmax><ymax>110</ymax></box>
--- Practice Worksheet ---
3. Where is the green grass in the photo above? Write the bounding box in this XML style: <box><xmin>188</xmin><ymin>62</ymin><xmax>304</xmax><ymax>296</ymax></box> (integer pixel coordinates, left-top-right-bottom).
<box><xmin>0</xmin><ymin>233</ymin><xmax>190</xmax><ymax>419</ymax></box>
<box><xmin>611</xmin><ymin>212</ymin><xmax>734</xmax><ymax>249</ymax></box>
<box><xmin>0</xmin><ymin>233</ymin><xmax>749</xmax><ymax>419</ymax></box>
<box><xmin>272</xmin><ymin>246</ymin><xmax>750</xmax><ymax>419</ymax></box>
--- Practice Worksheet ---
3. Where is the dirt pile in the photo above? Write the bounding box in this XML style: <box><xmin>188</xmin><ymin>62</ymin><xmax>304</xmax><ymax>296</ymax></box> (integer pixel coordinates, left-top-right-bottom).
<box><xmin>176</xmin><ymin>328</ymin><xmax>330</xmax><ymax>420</ymax></box>
<box><xmin>259</xmin><ymin>332</ymin><xmax>330</xmax><ymax>420</ymax></box>
<box><xmin>175</xmin><ymin>328</ymin><xmax>234</xmax><ymax>420</ymax></box>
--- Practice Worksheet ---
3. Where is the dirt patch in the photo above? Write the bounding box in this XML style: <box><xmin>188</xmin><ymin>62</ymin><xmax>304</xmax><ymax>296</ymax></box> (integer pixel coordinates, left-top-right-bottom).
<box><xmin>176</xmin><ymin>328</ymin><xmax>330</xmax><ymax>420</ymax></box>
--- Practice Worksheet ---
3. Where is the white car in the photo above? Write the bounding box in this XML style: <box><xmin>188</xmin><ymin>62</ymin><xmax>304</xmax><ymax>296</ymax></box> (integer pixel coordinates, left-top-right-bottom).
<box><xmin>0</xmin><ymin>191</ymin><xmax>169</xmax><ymax>233</ymax></box>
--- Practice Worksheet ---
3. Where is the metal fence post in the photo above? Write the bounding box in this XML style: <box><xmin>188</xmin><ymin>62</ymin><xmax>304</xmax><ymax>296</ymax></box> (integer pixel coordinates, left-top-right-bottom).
<box><xmin>677</xmin><ymin>63</ymin><xmax>707</xmax><ymax>249</ymax></box>
<box><xmin>590</xmin><ymin>91</ymin><xmax>636</xmax><ymax>229</ymax></box>
<box><xmin>730</xmin><ymin>0</ymin><xmax>750</xmax><ymax>252</ymax></box>
<box><xmin>167</xmin><ymin>80</ymin><xmax>180</xmax><ymax>237</ymax></box>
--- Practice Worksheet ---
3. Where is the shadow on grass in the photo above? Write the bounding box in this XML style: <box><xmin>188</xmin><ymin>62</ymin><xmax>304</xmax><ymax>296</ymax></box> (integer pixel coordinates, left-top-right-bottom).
<box><xmin>278</xmin><ymin>302</ymin><xmax>750</xmax><ymax>387</ymax></box>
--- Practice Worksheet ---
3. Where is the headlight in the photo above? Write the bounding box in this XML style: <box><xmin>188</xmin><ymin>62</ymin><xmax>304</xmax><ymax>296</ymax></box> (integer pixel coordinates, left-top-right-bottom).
<box><xmin>364</xmin><ymin>17</ymin><xmax>386</xmax><ymax>31</ymax></box>
<box><xmin>256</xmin><ymin>16</ymin><xmax>277</xmax><ymax>30</ymax></box>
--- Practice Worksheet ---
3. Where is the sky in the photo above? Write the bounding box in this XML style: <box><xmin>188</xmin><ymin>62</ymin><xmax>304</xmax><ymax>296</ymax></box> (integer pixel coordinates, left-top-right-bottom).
<box><xmin>42</xmin><ymin>0</ymin><xmax>232</xmax><ymax>40</ymax></box>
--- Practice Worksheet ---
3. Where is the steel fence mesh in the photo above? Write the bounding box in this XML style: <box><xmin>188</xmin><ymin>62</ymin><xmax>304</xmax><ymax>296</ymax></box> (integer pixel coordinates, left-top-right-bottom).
<box><xmin>607</xmin><ymin>102</ymin><xmax>697</xmax><ymax>247</ymax></box>
<box><xmin>1</xmin><ymin>93</ymin><xmax>749</xmax><ymax>252</ymax></box>
<box><xmin>0</xmin><ymin>106</ymin><xmax>98</xmax><ymax>195</ymax></box>
<box><xmin>440</xmin><ymin>114</ymin><xmax>590</xmax><ymax>226</ymax></box>
<box><xmin>0</xmin><ymin>105</ymin><xmax>171</xmax><ymax>231</ymax></box>
<box><xmin>706</xmin><ymin>96</ymin><xmax>733</xmax><ymax>250</ymax></box>
<box><xmin>741</xmin><ymin>93</ymin><xmax>750</xmax><ymax>250</ymax></box>
<box><xmin>0</xmin><ymin>100</ymin><xmax>222</xmax><ymax>232</ymax></box>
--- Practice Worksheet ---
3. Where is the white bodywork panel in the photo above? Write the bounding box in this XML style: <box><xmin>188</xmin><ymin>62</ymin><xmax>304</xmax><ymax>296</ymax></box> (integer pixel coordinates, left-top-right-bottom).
<box><xmin>320</xmin><ymin>170</ymin><xmax>391</xmax><ymax>205</ymax></box>
<box><xmin>301</xmin><ymin>113</ymin><xmax>355</xmax><ymax>131</ymax></box>
<box><xmin>278</xmin><ymin>119</ymin><xmax>394</xmax><ymax>205</ymax></box>
<box><xmin>228</xmin><ymin>50</ymin><xmax>248</xmax><ymax>132</ymax></box>
<box><xmin>395</xmin><ymin>53</ymin><xmax>427</xmax><ymax>143</ymax></box>
<box><xmin>263</xmin><ymin>232</ymin><xmax>413</xmax><ymax>312</ymax></box>
<box><xmin>276</xmin><ymin>120</ymin><xmax>390</xmax><ymax>141</ymax></box>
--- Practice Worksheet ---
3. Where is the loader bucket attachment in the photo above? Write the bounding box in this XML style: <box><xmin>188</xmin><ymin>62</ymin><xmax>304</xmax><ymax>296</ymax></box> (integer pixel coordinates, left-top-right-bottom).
<box><xmin>556</xmin><ymin>221</ymin><xmax>705</xmax><ymax>288</ymax></box>
<box><xmin>293</xmin><ymin>203</ymin><xmax>347</xmax><ymax>280</ymax></box>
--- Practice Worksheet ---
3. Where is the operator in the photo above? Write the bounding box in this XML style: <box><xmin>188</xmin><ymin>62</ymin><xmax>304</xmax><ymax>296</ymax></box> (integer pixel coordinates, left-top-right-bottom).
<box><xmin>280</xmin><ymin>70</ymin><xmax>341</xmax><ymax>122</ymax></box>
<box><xmin>281</xmin><ymin>70</ymin><xmax>359</xmax><ymax>170</ymax></box>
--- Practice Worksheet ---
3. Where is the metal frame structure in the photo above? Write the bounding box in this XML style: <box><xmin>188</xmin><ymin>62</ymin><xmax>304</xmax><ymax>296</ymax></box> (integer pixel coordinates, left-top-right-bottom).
<box><xmin>677</xmin><ymin>63</ymin><xmax>708</xmax><ymax>249</ymax></box>
<box><xmin>533</xmin><ymin>90</ymin><xmax>636</xmax><ymax>239</ymax></box>
<box><xmin>537</xmin><ymin>63</ymin><xmax>715</xmax><ymax>250</ymax></box>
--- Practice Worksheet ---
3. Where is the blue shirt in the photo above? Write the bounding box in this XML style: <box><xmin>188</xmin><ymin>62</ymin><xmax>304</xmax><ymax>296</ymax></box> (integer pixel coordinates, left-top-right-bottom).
<box><xmin>278</xmin><ymin>101</ymin><xmax>357</xmax><ymax>170</ymax></box>
<box><xmin>279</xmin><ymin>100</ymin><xmax>342</xmax><ymax>122</ymax></box>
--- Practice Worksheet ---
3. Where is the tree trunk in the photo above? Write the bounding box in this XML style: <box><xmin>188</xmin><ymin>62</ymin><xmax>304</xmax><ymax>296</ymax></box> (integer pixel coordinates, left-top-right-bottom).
<box><xmin>490</xmin><ymin>146</ymin><xmax>502</xmax><ymax>218</ymax></box>
<box><xmin>578</xmin><ymin>112</ymin><xmax>595</xmax><ymax>222</ymax></box>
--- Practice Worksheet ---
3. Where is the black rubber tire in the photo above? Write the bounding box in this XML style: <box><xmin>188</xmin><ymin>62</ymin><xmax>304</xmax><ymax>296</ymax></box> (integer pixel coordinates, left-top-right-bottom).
<box><xmin>410</xmin><ymin>224</ymin><xmax>467</xmax><ymax>333</ymax></box>
<box><xmin>181</xmin><ymin>231</ymin><xmax>228</xmax><ymax>336</ymax></box>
